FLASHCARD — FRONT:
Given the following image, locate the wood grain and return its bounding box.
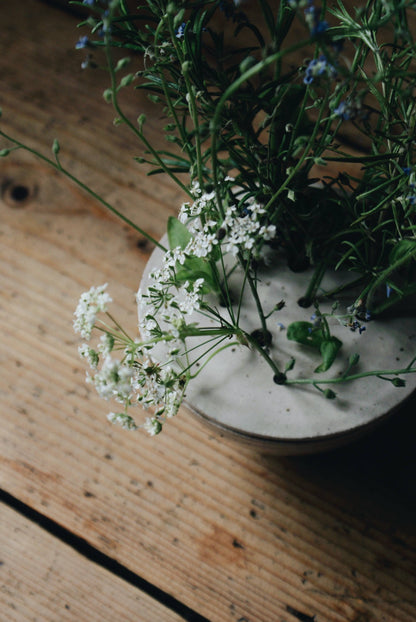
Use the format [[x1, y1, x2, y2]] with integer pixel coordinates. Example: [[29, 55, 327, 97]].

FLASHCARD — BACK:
[[0, 503, 185, 622], [1, 2, 416, 621]]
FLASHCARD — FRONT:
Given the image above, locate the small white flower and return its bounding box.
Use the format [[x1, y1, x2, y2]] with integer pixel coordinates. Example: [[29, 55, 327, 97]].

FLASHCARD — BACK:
[[221, 201, 275, 256], [185, 223, 217, 257], [143, 417, 162, 436], [191, 180, 202, 197], [73, 284, 112, 340], [107, 412, 138, 430], [98, 332, 115, 356], [92, 355, 133, 402], [78, 343, 99, 368], [178, 278, 204, 315]]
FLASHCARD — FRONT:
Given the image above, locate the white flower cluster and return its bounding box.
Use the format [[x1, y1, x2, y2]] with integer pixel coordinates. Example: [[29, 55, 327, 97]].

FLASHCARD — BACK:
[[75, 189, 277, 436], [185, 220, 218, 258], [73, 283, 112, 339], [138, 250, 206, 341], [132, 358, 183, 417], [74, 283, 187, 435], [179, 187, 276, 260], [179, 188, 216, 223], [223, 200, 276, 256], [87, 355, 134, 402]]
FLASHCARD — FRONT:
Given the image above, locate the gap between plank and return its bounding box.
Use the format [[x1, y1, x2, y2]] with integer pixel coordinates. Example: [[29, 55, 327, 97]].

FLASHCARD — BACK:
[[0, 488, 210, 622]]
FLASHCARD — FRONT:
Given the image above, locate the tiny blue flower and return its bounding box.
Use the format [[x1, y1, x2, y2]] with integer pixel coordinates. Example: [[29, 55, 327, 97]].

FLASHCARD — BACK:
[[241, 206, 253, 217], [402, 166, 412, 176], [386, 284, 392, 298], [303, 55, 335, 84], [82, 0, 95, 5], [304, 5, 328, 36], [75, 36, 90, 49], [175, 22, 187, 38], [334, 101, 351, 121], [365, 310, 372, 321], [358, 325, 366, 334], [313, 19, 329, 35]]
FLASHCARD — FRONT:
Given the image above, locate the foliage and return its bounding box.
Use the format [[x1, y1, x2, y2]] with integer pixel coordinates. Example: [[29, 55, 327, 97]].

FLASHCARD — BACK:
[[2, 0, 416, 433]]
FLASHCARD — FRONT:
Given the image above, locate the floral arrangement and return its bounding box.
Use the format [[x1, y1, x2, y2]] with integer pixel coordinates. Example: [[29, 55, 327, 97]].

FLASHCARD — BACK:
[[2, 0, 416, 434]]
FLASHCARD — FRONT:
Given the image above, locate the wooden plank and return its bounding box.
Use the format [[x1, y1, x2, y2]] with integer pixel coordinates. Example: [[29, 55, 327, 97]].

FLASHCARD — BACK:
[[1, 2, 416, 621], [0, 502, 185, 622]]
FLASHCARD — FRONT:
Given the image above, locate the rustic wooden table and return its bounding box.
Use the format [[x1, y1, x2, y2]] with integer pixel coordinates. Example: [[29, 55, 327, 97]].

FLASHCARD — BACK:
[[1, 1, 416, 621]]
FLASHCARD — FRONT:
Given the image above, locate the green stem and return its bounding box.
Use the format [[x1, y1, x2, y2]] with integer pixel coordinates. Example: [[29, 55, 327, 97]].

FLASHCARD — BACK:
[[365, 247, 416, 313], [244, 331, 284, 379], [187, 339, 241, 379], [0, 129, 167, 251], [210, 37, 313, 217], [104, 25, 191, 198], [285, 366, 416, 386]]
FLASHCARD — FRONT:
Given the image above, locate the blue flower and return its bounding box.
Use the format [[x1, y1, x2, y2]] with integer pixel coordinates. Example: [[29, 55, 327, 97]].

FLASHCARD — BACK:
[[241, 206, 253, 217], [303, 55, 336, 84], [386, 284, 392, 298], [402, 166, 412, 176], [313, 19, 329, 35], [334, 101, 351, 121], [304, 5, 329, 36], [75, 36, 90, 49], [349, 320, 365, 334], [175, 22, 187, 38], [82, 0, 95, 5]]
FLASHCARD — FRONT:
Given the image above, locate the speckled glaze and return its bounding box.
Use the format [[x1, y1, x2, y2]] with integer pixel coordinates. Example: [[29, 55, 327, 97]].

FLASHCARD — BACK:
[[140, 240, 416, 454]]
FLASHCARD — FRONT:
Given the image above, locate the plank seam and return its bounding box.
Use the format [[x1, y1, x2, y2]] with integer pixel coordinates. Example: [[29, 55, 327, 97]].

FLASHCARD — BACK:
[[0, 489, 210, 622]]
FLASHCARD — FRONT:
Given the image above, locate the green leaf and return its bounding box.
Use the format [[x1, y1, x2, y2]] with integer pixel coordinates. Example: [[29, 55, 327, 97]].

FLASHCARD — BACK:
[[389, 239, 416, 264], [287, 322, 342, 373], [175, 258, 216, 294], [314, 337, 342, 373], [167, 217, 217, 294], [167, 216, 192, 250], [286, 321, 323, 348], [285, 357, 296, 372]]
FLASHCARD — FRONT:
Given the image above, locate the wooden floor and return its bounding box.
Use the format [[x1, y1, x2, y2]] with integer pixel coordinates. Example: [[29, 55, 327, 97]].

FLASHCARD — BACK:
[[1, 1, 416, 621]]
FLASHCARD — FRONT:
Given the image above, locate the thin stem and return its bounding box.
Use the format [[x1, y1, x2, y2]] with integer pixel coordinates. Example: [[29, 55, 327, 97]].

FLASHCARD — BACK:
[[0, 129, 167, 251], [244, 331, 284, 378], [104, 25, 191, 198], [285, 366, 416, 386]]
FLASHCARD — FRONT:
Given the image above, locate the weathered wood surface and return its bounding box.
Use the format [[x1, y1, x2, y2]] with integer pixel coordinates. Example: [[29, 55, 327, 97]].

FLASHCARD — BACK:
[[1, 503, 185, 622], [1, 1, 416, 621]]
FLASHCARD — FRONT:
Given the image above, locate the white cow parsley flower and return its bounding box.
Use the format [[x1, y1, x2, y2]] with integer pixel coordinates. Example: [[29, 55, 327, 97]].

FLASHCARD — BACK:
[[88, 355, 133, 402], [143, 417, 162, 435], [73, 284, 112, 340], [107, 412, 138, 430]]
